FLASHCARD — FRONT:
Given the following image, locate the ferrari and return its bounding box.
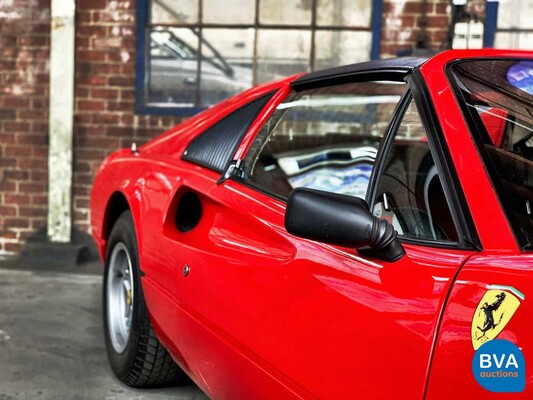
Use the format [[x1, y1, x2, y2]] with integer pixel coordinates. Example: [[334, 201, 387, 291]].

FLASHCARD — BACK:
[[91, 49, 533, 399]]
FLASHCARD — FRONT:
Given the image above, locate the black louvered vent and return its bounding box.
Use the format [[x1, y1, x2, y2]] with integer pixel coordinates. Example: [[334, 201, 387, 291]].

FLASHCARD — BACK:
[[182, 92, 275, 172]]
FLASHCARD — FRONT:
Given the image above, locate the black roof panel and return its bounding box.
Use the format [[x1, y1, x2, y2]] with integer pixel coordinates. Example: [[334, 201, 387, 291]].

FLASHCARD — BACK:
[[291, 57, 427, 91]]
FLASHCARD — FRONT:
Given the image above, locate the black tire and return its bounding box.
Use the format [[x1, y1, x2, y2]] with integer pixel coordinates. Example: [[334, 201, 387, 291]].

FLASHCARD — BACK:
[[103, 210, 183, 387]]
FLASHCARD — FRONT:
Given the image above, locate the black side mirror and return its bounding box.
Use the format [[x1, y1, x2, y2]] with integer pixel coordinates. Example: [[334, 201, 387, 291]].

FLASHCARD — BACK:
[[285, 188, 405, 262]]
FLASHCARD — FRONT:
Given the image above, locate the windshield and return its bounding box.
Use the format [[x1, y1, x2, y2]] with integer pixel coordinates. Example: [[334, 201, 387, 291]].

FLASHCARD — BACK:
[[449, 59, 533, 250]]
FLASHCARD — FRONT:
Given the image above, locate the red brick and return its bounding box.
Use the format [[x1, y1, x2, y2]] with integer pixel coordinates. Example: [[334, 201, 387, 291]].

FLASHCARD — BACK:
[[5, 145, 33, 157], [5, 218, 31, 229], [32, 147, 48, 158], [120, 63, 135, 75], [426, 15, 449, 28], [19, 182, 46, 193], [120, 114, 134, 126], [119, 88, 135, 101], [0, 60, 16, 70], [30, 219, 46, 231], [73, 185, 90, 198], [76, 37, 91, 49], [76, 87, 90, 98], [436, 3, 450, 14], [78, 74, 107, 86], [74, 210, 89, 221], [5, 194, 30, 206], [4, 242, 22, 253], [77, 25, 107, 37], [90, 88, 119, 99], [107, 76, 133, 87], [0, 108, 17, 120], [403, 2, 423, 13], [0, 36, 17, 47], [93, 113, 120, 124], [0, 134, 17, 144], [28, 170, 47, 182], [75, 198, 90, 209], [0, 232, 17, 240], [4, 169, 29, 181], [107, 100, 133, 112], [19, 207, 46, 218], [78, 49, 108, 62], [77, 99, 106, 111], [18, 36, 48, 47], [74, 161, 92, 173], [77, 10, 93, 24], [81, 0, 109, 10], [75, 113, 93, 124], [106, 126, 132, 137], [0, 206, 17, 217], [31, 98, 48, 109], [16, 133, 48, 145], [19, 159, 46, 169], [18, 109, 47, 120], [91, 63, 121, 75], [29, 123, 48, 135], [0, 181, 17, 192], [31, 195, 48, 205]]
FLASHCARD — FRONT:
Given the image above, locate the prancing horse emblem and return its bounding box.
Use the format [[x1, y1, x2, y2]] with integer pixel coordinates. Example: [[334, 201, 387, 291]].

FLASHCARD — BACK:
[[476, 292, 506, 339], [471, 287, 523, 350]]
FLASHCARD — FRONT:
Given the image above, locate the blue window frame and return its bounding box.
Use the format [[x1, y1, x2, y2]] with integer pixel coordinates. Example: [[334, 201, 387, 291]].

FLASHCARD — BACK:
[[484, 0, 533, 49], [136, 0, 383, 116]]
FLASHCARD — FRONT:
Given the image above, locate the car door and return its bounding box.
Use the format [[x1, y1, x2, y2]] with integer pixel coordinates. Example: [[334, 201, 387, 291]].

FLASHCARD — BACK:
[[223, 77, 478, 399]]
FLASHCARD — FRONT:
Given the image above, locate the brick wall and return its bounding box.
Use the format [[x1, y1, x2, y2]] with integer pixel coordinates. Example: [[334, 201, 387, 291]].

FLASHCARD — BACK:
[[73, 0, 183, 235], [0, 0, 50, 255], [381, 0, 451, 58]]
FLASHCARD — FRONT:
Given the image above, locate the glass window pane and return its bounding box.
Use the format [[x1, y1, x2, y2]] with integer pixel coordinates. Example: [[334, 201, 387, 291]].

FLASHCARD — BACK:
[[200, 29, 254, 105], [316, 0, 371, 27], [449, 60, 533, 249], [202, 0, 255, 24], [151, 0, 198, 24], [243, 82, 407, 199], [495, 32, 533, 50], [497, 0, 533, 29], [259, 0, 311, 25], [256, 29, 311, 83], [314, 31, 371, 70], [147, 27, 199, 106], [373, 100, 459, 242]]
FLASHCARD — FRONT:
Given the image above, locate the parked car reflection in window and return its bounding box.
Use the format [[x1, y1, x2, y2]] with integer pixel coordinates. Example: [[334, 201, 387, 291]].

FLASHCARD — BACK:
[[148, 27, 253, 107]]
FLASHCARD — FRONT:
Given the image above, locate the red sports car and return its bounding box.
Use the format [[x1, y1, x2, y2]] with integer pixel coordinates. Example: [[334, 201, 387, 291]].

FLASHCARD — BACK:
[[91, 49, 533, 399]]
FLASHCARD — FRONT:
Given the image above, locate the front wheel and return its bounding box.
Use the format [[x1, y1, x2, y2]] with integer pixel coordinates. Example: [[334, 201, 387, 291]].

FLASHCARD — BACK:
[[103, 210, 183, 387]]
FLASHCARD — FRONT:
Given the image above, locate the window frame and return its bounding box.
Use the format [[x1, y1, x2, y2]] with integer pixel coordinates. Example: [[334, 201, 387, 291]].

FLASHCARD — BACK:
[[135, 0, 385, 116], [230, 70, 480, 250], [485, 1, 533, 49], [369, 93, 461, 246], [445, 58, 533, 251]]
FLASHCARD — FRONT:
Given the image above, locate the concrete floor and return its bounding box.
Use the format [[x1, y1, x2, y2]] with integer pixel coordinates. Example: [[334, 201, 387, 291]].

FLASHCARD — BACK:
[[0, 264, 209, 400]]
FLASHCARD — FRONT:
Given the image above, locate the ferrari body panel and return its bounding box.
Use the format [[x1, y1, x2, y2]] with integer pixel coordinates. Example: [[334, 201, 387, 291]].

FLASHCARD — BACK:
[[91, 49, 533, 399]]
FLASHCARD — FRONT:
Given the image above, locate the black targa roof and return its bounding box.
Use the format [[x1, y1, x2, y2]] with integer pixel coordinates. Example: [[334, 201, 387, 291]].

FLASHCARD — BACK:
[[291, 57, 427, 91]]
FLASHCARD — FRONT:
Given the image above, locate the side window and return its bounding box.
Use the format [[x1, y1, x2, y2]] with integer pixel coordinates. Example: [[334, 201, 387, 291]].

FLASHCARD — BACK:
[[242, 81, 408, 200], [372, 100, 459, 242]]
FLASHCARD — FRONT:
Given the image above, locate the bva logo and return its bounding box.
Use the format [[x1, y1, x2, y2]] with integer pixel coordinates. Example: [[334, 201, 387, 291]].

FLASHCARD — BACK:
[[472, 339, 525, 392]]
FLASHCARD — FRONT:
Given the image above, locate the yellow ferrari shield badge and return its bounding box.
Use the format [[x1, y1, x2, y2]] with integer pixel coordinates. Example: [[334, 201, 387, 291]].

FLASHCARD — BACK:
[[471, 286, 524, 350]]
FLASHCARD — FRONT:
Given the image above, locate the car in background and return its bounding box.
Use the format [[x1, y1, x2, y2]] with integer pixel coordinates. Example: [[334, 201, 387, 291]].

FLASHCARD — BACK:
[[149, 27, 253, 105], [91, 49, 533, 399]]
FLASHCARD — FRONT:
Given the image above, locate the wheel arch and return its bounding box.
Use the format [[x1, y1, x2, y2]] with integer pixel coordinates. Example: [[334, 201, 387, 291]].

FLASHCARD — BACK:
[[102, 191, 132, 254]]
